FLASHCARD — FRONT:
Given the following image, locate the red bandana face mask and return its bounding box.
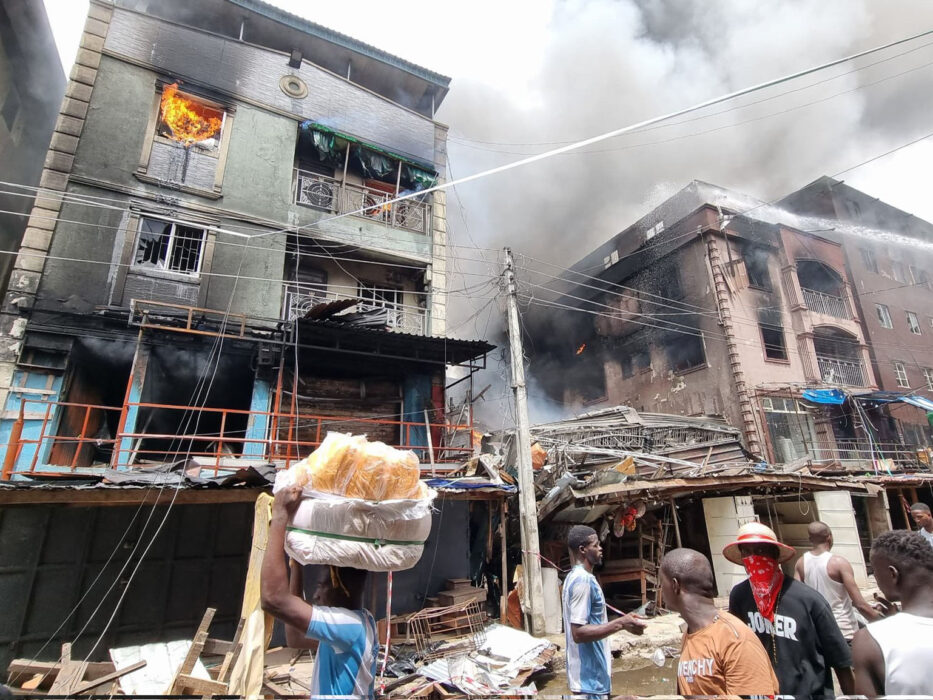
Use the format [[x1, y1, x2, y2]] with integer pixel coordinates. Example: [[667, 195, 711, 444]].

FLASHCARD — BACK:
[[743, 555, 784, 622]]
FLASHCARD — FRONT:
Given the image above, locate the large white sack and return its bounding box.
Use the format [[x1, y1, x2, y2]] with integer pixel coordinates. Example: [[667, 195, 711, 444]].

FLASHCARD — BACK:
[[274, 469, 435, 572]]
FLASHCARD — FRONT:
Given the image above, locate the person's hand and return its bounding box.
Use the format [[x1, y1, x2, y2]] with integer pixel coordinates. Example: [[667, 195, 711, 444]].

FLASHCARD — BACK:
[[272, 484, 302, 521], [614, 613, 647, 635], [873, 592, 898, 617]]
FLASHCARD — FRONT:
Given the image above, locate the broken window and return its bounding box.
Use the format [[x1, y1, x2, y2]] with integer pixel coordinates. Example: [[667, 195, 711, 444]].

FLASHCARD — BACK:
[[760, 323, 788, 361], [876, 304, 893, 329], [743, 244, 771, 290], [907, 311, 922, 335], [134, 216, 206, 275], [157, 83, 224, 150], [667, 331, 706, 373], [860, 247, 878, 273]]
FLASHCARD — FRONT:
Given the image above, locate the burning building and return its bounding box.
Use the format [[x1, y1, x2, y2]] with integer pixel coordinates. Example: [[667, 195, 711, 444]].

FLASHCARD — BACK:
[[524, 179, 933, 599], [0, 0, 494, 674]]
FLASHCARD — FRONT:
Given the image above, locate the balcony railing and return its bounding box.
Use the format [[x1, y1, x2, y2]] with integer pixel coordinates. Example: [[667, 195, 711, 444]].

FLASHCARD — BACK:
[[2, 398, 472, 479], [816, 355, 865, 386], [295, 170, 431, 234], [283, 284, 427, 335], [809, 439, 929, 468], [801, 288, 849, 319]]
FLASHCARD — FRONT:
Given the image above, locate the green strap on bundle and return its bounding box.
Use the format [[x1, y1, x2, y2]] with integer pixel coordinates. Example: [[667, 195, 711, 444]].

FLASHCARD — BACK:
[[286, 526, 425, 548]]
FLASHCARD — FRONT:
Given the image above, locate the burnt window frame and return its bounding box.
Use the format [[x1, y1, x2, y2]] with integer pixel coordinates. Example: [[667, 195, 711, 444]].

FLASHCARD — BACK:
[[136, 81, 236, 198], [131, 215, 208, 277], [860, 247, 879, 274], [742, 243, 772, 291], [759, 323, 789, 362]]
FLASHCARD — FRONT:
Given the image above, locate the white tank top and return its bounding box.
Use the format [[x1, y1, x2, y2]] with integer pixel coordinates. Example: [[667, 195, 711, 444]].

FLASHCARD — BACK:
[[803, 550, 858, 639], [866, 613, 933, 695]]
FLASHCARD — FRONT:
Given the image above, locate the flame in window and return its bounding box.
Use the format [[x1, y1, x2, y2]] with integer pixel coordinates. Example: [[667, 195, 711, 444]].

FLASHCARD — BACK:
[[576, 343, 586, 355], [159, 83, 222, 146]]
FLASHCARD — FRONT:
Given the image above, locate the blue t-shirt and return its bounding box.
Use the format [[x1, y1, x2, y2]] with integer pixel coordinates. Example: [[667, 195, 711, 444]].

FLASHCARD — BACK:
[[306, 606, 378, 698], [562, 565, 611, 695]]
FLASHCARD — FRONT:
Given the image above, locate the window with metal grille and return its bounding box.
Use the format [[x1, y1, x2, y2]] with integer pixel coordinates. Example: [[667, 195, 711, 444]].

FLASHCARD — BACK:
[[894, 362, 910, 388], [907, 311, 922, 335], [924, 368, 933, 391], [134, 216, 206, 275], [876, 304, 893, 329]]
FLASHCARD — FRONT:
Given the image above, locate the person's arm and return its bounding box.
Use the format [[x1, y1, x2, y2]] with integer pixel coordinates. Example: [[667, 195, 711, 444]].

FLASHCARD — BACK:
[[810, 593, 855, 695], [831, 556, 881, 622], [261, 486, 313, 636], [852, 627, 886, 697], [794, 556, 805, 582], [283, 560, 319, 650], [570, 613, 646, 644]]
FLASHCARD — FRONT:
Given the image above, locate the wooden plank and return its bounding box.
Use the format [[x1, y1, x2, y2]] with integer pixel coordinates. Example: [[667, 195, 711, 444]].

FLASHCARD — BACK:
[[49, 644, 88, 695], [71, 660, 146, 695], [174, 673, 228, 696], [7, 660, 114, 681], [168, 608, 216, 695]]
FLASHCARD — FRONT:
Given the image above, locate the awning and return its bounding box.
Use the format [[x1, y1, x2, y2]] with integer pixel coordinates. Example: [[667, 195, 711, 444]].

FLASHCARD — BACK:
[[802, 388, 847, 405], [902, 396, 933, 412]]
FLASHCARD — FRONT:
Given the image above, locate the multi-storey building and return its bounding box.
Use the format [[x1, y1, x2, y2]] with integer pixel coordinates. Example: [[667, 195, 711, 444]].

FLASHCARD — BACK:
[[0, 0, 66, 294], [781, 177, 933, 449], [538, 179, 933, 592], [0, 0, 492, 669]]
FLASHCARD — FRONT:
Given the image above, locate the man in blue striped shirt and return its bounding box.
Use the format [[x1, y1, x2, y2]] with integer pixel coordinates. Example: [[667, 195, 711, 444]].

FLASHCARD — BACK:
[[262, 485, 378, 698], [562, 525, 646, 699]]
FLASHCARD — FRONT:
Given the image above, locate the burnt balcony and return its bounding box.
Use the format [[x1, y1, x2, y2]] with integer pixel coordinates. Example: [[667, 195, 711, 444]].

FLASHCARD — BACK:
[[816, 356, 865, 386], [295, 170, 431, 235], [283, 284, 427, 336], [801, 288, 849, 320]]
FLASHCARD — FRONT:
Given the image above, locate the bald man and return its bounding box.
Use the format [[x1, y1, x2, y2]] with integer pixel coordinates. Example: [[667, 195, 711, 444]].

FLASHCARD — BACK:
[[660, 548, 778, 697], [794, 521, 881, 642]]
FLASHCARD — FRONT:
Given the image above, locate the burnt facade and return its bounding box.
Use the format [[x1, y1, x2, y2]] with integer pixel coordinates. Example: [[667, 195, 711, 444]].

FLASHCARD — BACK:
[[0, 0, 491, 668], [546, 180, 933, 471]]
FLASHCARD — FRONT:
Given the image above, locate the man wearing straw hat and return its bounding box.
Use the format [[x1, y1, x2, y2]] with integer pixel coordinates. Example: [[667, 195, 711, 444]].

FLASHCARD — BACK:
[[725, 521, 854, 699]]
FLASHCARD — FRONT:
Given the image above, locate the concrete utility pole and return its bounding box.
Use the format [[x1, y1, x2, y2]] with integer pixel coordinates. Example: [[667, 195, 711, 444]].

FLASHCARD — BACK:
[[503, 247, 546, 637]]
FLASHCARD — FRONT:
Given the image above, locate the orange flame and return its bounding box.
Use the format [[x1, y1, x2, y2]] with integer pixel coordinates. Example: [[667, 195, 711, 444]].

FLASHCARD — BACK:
[[576, 343, 586, 355], [159, 83, 222, 146]]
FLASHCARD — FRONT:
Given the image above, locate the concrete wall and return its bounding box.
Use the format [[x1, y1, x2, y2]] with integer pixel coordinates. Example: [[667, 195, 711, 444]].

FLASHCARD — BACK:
[[0, 0, 66, 295], [703, 495, 757, 597]]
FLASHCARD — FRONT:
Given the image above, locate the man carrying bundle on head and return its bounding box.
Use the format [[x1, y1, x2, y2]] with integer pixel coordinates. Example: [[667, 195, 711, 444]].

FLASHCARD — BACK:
[[562, 525, 646, 699], [262, 485, 378, 699]]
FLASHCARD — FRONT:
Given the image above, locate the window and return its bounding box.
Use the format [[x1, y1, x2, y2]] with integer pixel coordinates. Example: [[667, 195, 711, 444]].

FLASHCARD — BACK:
[[133, 217, 206, 275], [660, 266, 683, 300], [891, 261, 906, 283], [743, 244, 772, 290], [860, 247, 878, 273], [907, 311, 922, 335], [645, 221, 664, 240], [910, 266, 931, 290], [358, 282, 403, 326], [761, 397, 819, 464], [157, 84, 224, 150], [876, 303, 893, 329], [894, 362, 910, 388], [760, 324, 788, 361], [602, 250, 619, 269], [924, 368, 933, 391]]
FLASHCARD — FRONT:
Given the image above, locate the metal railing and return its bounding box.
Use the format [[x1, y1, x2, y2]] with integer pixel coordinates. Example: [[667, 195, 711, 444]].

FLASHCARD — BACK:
[[808, 439, 929, 468], [295, 170, 431, 234], [801, 288, 849, 319], [816, 355, 866, 386], [283, 284, 427, 334], [3, 398, 472, 478]]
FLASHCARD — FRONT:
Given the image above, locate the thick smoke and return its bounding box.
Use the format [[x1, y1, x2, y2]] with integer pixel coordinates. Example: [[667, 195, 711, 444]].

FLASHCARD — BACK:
[[436, 0, 933, 422]]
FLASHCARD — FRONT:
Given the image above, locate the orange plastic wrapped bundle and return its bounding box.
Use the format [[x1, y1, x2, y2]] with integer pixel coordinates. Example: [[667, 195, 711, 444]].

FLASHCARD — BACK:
[[292, 432, 427, 501]]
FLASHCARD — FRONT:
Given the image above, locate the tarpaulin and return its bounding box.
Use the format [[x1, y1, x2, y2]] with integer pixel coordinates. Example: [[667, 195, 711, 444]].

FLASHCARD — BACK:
[[801, 388, 847, 405], [901, 395, 933, 412]]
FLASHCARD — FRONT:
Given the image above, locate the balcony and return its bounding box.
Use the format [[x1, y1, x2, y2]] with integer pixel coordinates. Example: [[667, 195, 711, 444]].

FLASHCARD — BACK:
[[295, 170, 431, 235], [801, 288, 849, 320], [283, 284, 427, 335], [816, 356, 865, 386], [810, 438, 929, 469]]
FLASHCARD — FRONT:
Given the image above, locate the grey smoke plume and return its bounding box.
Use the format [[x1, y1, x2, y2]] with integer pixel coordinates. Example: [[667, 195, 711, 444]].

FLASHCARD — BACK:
[[436, 0, 933, 421]]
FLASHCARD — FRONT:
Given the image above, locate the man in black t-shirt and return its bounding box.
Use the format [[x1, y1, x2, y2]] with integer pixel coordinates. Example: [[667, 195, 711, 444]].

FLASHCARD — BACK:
[[725, 522, 853, 699]]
